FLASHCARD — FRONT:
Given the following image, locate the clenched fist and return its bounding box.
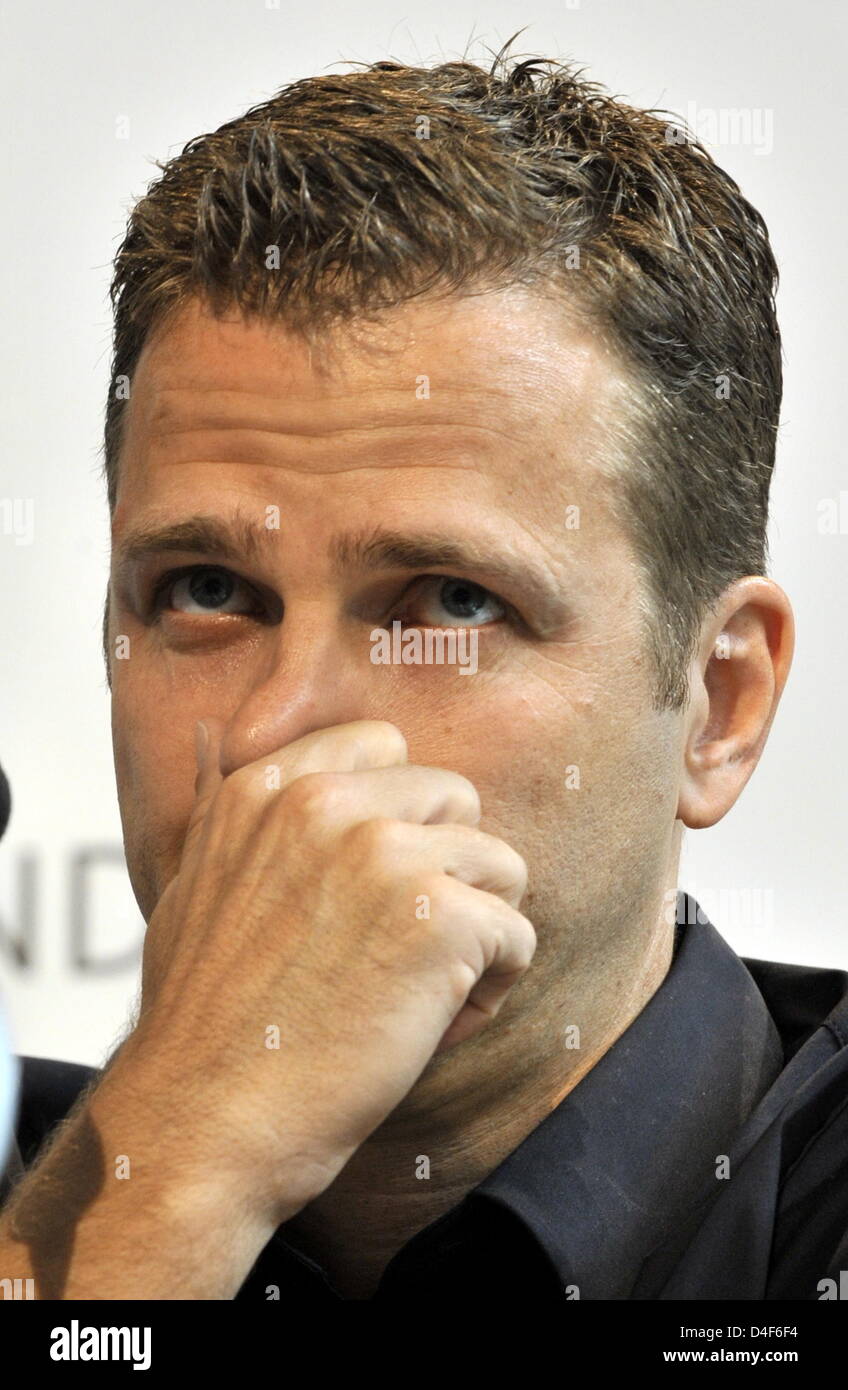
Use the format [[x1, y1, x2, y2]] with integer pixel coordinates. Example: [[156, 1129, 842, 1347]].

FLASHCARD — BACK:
[[122, 719, 536, 1229]]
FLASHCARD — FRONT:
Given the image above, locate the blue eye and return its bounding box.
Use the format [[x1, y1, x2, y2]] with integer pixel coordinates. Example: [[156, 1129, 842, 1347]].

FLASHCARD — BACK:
[[146, 566, 508, 630], [151, 566, 261, 616], [406, 577, 506, 628]]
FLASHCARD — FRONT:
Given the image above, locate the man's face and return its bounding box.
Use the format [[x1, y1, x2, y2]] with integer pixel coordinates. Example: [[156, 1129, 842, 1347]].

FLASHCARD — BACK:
[[108, 288, 682, 1049]]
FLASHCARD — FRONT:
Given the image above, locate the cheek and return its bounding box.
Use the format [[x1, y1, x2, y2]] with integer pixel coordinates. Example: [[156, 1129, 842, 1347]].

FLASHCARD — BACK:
[[395, 669, 668, 872], [399, 678, 581, 834], [112, 685, 198, 907]]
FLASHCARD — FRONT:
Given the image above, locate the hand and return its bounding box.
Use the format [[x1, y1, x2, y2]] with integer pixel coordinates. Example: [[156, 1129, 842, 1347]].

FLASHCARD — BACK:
[[123, 719, 535, 1227]]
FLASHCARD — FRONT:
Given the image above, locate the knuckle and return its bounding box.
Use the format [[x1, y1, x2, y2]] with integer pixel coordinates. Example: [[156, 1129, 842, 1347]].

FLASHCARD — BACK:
[[513, 911, 538, 961], [447, 956, 479, 1004], [517, 909, 537, 941], [367, 721, 408, 763], [501, 908, 537, 969], [484, 835, 527, 893], [417, 873, 462, 927], [280, 769, 345, 820], [417, 872, 449, 913], [446, 771, 482, 821], [343, 815, 407, 865], [506, 847, 529, 894], [220, 761, 274, 808], [462, 828, 527, 894]]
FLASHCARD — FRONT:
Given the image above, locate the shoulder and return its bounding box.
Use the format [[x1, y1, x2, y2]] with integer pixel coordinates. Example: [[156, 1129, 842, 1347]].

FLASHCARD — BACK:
[[742, 954, 848, 1060]]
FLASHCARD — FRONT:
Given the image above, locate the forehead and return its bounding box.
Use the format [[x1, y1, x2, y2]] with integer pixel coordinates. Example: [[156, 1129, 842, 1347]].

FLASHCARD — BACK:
[[120, 289, 625, 504], [110, 291, 645, 646], [111, 295, 641, 643], [134, 286, 611, 401]]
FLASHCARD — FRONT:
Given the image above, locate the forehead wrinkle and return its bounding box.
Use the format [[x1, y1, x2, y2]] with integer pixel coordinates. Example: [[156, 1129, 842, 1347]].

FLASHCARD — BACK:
[[141, 417, 533, 455], [136, 359, 558, 447]]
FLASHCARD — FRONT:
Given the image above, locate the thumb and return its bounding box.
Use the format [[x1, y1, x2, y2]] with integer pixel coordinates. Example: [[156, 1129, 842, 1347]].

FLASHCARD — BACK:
[[186, 716, 226, 846]]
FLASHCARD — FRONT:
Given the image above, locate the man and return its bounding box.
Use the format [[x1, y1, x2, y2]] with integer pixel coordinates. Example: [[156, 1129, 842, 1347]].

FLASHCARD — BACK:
[[1, 50, 846, 1302]]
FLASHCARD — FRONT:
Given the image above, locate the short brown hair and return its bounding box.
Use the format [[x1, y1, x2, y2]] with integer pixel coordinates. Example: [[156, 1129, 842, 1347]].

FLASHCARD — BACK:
[[102, 42, 782, 708]]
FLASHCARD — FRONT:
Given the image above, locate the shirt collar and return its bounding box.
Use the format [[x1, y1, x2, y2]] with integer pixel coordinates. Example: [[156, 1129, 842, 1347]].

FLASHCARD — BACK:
[[468, 893, 785, 1299]]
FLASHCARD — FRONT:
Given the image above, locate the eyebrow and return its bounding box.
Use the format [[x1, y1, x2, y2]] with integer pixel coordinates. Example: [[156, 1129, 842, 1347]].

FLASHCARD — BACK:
[[113, 514, 570, 629], [332, 529, 568, 624], [113, 515, 268, 580]]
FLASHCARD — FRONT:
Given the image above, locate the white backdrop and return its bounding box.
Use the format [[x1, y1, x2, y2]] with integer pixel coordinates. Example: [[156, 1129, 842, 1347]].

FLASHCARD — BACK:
[[1, 0, 845, 1069]]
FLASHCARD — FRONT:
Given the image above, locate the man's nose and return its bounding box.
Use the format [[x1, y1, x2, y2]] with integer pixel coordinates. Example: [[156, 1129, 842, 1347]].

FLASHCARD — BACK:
[[215, 608, 397, 776]]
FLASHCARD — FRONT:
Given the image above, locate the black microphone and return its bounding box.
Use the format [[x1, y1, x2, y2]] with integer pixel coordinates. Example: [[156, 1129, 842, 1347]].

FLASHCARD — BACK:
[[0, 762, 10, 842]]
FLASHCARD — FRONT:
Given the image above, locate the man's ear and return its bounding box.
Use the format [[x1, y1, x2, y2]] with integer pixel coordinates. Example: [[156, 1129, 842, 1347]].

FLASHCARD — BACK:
[[102, 585, 112, 692], [677, 576, 794, 830]]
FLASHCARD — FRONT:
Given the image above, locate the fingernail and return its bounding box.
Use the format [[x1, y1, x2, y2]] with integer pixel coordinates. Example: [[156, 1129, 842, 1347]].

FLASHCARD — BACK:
[[194, 720, 208, 770]]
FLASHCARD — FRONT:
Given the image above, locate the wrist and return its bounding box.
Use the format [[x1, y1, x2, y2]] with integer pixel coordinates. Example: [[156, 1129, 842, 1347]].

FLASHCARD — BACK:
[[91, 1037, 336, 1239]]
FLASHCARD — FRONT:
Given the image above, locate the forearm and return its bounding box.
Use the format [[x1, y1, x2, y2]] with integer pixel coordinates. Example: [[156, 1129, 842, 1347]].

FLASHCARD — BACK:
[[0, 1064, 278, 1300]]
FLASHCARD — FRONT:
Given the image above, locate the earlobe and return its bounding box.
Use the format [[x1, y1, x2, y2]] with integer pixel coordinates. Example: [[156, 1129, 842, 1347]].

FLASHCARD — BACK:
[[675, 578, 794, 831], [676, 655, 724, 830]]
